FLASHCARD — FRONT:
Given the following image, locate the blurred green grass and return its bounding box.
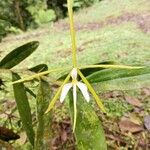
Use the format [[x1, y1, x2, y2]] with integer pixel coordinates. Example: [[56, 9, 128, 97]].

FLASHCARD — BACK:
[[0, 0, 149, 71]]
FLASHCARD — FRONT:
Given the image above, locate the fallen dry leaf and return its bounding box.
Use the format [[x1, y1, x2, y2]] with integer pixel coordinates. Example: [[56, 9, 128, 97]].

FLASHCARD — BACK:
[[144, 115, 150, 131], [119, 118, 144, 133], [0, 126, 20, 141], [125, 96, 142, 107]]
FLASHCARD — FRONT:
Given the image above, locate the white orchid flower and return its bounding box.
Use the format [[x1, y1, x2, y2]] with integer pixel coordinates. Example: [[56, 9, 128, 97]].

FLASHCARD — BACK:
[[60, 68, 90, 131]]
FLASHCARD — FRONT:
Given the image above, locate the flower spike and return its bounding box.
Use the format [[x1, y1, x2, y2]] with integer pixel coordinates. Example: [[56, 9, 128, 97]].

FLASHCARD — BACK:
[[12, 67, 70, 84]]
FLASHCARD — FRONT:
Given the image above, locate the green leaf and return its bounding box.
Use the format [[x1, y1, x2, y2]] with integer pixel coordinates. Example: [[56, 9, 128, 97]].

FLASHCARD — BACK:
[[35, 80, 52, 149], [12, 72, 35, 146], [29, 64, 48, 73], [0, 41, 39, 69], [25, 87, 36, 98], [94, 73, 150, 91], [69, 91, 107, 150], [87, 66, 150, 91], [87, 66, 150, 83]]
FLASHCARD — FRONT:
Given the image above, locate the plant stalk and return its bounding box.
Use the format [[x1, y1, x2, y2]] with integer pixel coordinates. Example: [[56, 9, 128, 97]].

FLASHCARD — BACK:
[[67, 0, 77, 68]]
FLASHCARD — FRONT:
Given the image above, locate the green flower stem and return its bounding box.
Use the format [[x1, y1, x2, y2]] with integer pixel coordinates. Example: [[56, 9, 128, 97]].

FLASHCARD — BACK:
[[77, 69, 106, 113], [45, 73, 71, 113], [80, 65, 143, 69], [12, 67, 71, 84], [67, 0, 77, 68]]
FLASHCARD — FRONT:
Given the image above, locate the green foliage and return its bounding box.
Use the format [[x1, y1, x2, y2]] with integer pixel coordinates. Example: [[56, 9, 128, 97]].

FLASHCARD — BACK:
[[86, 66, 150, 91], [0, 41, 53, 148], [0, 0, 149, 149], [0, 0, 56, 36], [87, 67, 150, 83], [12, 72, 35, 146], [0, 41, 39, 147], [0, 0, 31, 31], [26, 0, 56, 25], [0, 19, 10, 41], [0, 41, 39, 69], [69, 91, 107, 150], [0, 40, 149, 149], [35, 80, 52, 149], [0, 0, 100, 38], [35, 10, 56, 24], [73, 0, 99, 8]]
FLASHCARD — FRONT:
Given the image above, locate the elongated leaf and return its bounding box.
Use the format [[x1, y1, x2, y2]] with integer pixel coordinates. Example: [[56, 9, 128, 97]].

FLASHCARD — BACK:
[[69, 91, 107, 150], [0, 41, 39, 69], [94, 73, 150, 91], [86, 66, 150, 91], [87, 67, 150, 83], [35, 80, 52, 149], [29, 64, 48, 73], [12, 72, 35, 146]]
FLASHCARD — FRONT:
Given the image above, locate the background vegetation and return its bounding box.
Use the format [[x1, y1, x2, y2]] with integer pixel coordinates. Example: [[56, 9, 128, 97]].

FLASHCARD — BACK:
[[0, 0, 150, 149], [0, 0, 100, 40]]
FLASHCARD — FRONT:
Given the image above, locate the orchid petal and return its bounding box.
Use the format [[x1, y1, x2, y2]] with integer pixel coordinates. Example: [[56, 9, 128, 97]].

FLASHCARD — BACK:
[[60, 83, 72, 103], [77, 82, 90, 102], [73, 84, 77, 132]]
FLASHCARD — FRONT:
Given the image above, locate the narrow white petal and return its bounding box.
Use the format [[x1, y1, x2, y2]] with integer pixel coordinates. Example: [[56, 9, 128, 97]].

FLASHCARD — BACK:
[[73, 85, 77, 132], [60, 83, 72, 103], [77, 82, 90, 102]]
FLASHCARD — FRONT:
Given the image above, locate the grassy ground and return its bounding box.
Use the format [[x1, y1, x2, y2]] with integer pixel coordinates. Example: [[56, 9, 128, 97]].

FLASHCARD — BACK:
[[0, 0, 150, 149]]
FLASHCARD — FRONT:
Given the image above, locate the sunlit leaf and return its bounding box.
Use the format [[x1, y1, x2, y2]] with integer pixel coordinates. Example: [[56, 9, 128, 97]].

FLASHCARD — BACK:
[[94, 73, 150, 91], [0, 41, 39, 69], [35, 80, 52, 149], [69, 91, 107, 150], [12, 72, 35, 146], [86, 66, 150, 91], [87, 67, 150, 83]]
